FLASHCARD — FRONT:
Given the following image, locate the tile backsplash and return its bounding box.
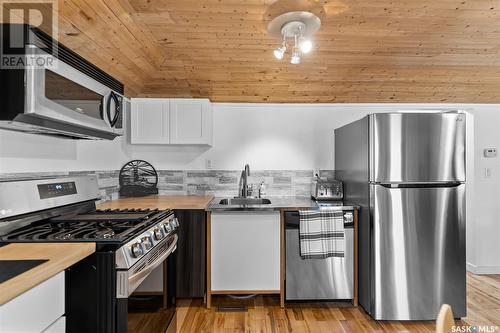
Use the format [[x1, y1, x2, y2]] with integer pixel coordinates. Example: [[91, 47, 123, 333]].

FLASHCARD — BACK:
[[0, 170, 335, 202], [158, 169, 335, 197]]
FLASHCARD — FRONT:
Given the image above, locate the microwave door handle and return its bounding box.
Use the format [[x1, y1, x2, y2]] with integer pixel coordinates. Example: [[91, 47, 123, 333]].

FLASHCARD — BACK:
[[106, 91, 120, 127], [112, 96, 122, 127], [99, 95, 106, 121]]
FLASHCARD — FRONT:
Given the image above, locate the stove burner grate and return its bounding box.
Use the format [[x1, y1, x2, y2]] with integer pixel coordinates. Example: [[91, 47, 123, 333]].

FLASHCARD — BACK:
[[1, 208, 172, 243], [94, 229, 115, 239]]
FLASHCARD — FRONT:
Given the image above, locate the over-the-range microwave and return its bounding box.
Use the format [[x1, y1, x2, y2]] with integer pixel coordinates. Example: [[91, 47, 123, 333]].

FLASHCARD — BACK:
[[0, 24, 125, 140]]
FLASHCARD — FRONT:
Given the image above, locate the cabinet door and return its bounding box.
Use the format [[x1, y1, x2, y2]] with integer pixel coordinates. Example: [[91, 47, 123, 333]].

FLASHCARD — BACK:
[[211, 212, 280, 291], [131, 98, 170, 144], [169, 99, 212, 145], [0, 271, 64, 333], [174, 210, 206, 298]]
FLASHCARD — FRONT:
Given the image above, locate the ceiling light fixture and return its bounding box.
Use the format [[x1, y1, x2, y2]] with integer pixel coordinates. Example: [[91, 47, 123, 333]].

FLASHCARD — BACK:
[[267, 11, 321, 65]]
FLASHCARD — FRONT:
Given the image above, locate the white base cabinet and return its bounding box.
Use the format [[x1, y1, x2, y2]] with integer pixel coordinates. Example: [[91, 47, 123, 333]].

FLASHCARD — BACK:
[[131, 98, 212, 145], [0, 271, 65, 333], [210, 211, 280, 292]]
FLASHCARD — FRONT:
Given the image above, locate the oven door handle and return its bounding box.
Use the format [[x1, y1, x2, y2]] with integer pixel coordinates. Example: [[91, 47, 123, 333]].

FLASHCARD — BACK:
[[128, 234, 178, 288]]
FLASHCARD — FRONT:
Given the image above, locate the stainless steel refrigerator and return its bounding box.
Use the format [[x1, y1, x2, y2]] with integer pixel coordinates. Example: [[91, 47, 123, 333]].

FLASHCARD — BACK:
[[335, 112, 466, 320]]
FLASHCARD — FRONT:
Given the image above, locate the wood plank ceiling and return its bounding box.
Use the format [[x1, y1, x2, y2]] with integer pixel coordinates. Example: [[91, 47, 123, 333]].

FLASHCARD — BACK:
[[13, 0, 500, 102]]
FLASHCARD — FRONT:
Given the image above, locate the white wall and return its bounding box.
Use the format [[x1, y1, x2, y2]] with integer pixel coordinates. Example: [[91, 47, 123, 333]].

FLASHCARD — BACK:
[[0, 103, 499, 273], [0, 103, 490, 172], [466, 107, 500, 274], [1, 104, 358, 172]]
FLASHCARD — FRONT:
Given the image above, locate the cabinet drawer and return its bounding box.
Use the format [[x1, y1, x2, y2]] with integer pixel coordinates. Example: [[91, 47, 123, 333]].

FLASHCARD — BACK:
[[0, 271, 65, 333]]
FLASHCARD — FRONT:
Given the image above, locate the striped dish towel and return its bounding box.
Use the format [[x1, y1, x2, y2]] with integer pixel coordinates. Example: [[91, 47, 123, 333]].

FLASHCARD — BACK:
[[298, 210, 345, 259]]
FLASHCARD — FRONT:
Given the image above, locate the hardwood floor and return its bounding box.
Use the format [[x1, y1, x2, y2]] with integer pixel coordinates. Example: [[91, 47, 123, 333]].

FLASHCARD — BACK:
[[129, 311, 174, 333], [464, 274, 500, 327], [174, 273, 500, 333]]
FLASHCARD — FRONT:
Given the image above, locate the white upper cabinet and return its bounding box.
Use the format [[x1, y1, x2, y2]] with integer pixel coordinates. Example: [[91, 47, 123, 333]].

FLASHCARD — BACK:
[[131, 98, 170, 144], [170, 99, 212, 145], [130, 98, 212, 145]]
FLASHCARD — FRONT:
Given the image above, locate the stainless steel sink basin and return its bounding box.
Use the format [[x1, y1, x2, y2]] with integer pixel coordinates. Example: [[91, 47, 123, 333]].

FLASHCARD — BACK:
[[219, 198, 272, 205]]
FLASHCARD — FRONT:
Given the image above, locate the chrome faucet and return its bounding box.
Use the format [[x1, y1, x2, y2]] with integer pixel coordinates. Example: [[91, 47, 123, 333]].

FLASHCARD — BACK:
[[239, 164, 251, 198]]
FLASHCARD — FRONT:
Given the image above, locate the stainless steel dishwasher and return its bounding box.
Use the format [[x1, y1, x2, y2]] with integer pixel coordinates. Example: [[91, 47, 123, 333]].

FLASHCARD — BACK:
[[285, 209, 354, 300]]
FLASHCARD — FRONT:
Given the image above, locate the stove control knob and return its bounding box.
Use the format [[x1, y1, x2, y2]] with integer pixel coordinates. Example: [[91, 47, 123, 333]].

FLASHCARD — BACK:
[[141, 236, 153, 250], [172, 218, 179, 228], [163, 223, 172, 233], [131, 242, 144, 258], [153, 228, 164, 240]]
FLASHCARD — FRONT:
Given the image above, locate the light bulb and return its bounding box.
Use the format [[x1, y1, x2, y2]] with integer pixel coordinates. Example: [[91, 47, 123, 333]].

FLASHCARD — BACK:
[[290, 55, 301, 64], [274, 38, 286, 60], [290, 47, 301, 64], [300, 38, 313, 53], [273, 47, 285, 60]]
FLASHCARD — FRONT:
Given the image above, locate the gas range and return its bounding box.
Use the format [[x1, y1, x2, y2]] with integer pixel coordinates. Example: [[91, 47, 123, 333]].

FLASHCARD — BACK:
[[2, 208, 172, 242], [1, 208, 179, 270], [0, 176, 178, 332]]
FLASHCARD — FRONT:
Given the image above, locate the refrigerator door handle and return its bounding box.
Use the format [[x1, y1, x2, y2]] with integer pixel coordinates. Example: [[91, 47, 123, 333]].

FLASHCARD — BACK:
[[375, 182, 463, 188]]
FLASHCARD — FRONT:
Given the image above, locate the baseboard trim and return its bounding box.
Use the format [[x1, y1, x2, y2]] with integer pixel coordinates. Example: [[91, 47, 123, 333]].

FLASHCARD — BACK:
[[467, 262, 500, 274]]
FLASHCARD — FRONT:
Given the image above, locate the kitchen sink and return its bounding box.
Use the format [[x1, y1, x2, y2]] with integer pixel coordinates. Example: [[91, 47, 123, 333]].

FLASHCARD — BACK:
[[219, 198, 272, 205]]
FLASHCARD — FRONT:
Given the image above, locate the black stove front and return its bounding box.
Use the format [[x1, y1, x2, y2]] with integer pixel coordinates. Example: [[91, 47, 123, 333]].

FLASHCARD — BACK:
[[64, 248, 176, 333]]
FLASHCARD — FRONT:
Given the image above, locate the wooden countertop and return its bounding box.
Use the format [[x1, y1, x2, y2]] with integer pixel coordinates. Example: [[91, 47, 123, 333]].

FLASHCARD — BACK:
[[97, 195, 214, 210], [0, 243, 95, 305]]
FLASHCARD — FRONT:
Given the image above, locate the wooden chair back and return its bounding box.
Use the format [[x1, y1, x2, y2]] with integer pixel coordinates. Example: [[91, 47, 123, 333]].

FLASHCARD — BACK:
[[436, 304, 455, 333]]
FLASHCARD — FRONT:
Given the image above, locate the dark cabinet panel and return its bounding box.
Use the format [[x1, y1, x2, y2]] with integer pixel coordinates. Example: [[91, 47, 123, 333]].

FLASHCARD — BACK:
[[174, 210, 206, 298]]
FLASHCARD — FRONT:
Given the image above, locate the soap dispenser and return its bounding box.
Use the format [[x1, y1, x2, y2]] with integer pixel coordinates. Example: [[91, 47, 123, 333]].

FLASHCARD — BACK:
[[258, 181, 266, 198]]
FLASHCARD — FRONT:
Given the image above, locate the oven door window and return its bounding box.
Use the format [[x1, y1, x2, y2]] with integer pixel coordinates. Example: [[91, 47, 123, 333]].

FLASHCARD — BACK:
[[44, 69, 104, 121]]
